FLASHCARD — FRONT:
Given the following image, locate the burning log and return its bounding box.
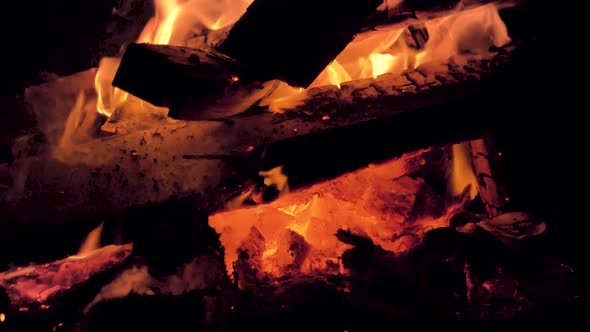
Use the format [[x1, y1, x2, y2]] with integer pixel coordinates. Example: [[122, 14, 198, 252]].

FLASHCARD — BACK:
[[4, 46, 517, 230], [216, 0, 383, 88], [112, 0, 519, 112]]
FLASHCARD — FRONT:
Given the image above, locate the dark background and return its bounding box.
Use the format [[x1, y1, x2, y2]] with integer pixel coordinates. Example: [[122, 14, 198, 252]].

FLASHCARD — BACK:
[[0, 0, 586, 273], [3, 1, 117, 95], [1, 0, 152, 151]]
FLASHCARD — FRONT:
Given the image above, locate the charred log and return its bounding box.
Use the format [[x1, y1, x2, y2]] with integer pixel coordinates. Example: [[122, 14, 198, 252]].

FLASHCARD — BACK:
[[217, 0, 383, 88], [2, 45, 518, 237]]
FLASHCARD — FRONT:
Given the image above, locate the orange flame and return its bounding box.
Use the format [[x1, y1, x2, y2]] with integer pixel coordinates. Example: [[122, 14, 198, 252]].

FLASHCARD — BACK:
[[311, 3, 510, 87], [449, 143, 478, 200]]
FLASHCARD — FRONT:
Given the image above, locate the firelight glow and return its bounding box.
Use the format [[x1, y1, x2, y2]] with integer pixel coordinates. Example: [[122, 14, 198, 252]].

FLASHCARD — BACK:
[[209, 150, 467, 279], [311, 3, 510, 87], [94, 1, 509, 115]]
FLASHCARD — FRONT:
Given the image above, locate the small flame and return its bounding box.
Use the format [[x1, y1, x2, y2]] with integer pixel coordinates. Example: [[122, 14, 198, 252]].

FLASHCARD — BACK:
[[77, 222, 104, 257], [95, 58, 128, 117], [0, 313, 5, 323], [449, 143, 478, 199], [259, 81, 308, 113], [259, 165, 289, 195]]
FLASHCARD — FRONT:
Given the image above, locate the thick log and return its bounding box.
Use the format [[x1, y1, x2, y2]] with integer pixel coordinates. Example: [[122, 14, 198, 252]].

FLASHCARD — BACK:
[[217, 0, 383, 88], [0, 45, 518, 268]]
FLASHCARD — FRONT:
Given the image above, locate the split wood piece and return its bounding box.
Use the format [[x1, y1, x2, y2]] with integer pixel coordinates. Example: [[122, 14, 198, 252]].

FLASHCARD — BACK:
[[3, 46, 516, 242], [112, 43, 245, 108], [217, 0, 383, 88], [468, 137, 509, 217]]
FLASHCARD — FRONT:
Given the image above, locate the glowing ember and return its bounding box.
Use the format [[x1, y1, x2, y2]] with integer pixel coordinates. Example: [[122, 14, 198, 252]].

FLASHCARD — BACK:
[[0, 245, 132, 306], [210, 150, 468, 280], [311, 3, 510, 87]]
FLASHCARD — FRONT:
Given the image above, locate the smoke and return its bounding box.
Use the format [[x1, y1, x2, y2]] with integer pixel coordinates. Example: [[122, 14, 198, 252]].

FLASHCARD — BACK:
[[84, 255, 226, 313]]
